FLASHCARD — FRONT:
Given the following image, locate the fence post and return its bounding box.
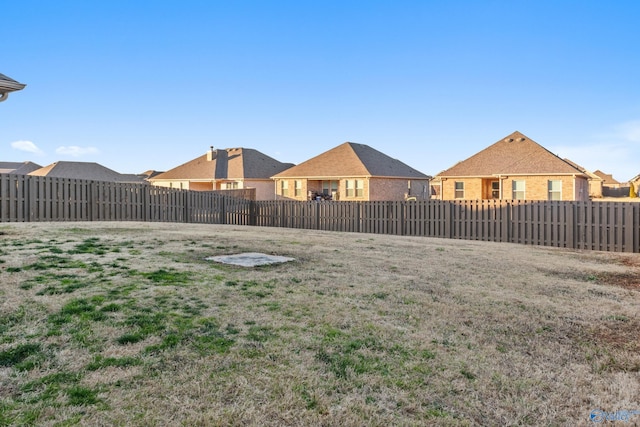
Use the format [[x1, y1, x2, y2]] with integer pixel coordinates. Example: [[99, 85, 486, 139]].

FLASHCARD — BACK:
[[249, 199, 257, 226], [220, 196, 227, 225], [28, 175, 36, 222], [443, 201, 449, 239], [566, 201, 575, 249], [502, 201, 509, 243], [185, 190, 191, 223]]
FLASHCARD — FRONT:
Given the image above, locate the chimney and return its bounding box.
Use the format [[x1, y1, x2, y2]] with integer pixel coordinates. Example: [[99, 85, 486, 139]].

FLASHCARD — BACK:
[[207, 146, 217, 161]]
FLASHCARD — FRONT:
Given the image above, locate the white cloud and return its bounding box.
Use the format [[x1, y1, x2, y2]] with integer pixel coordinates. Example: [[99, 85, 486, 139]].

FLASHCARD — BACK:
[[11, 140, 45, 156], [55, 146, 100, 157]]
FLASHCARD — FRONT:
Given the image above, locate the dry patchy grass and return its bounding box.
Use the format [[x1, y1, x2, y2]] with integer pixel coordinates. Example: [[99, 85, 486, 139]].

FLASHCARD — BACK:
[[0, 222, 639, 426]]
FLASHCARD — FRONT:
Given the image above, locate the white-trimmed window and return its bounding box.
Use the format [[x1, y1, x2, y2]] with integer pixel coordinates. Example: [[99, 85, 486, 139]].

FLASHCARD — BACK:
[[294, 180, 302, 197], [512, 180, 525, 200], [345, 180, 354, 198], [223, 181, 239, 189], [355, 180, 364, 197], [281, 180, 289, 197], [548, 180, 562, 200], [454, 181, 464, 199]]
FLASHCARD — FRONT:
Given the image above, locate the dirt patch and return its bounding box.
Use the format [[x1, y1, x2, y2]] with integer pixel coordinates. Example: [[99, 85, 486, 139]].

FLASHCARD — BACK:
[[591, 319, 640, 352], [595, 255, 640, 291], [596, 271, 640, 291]]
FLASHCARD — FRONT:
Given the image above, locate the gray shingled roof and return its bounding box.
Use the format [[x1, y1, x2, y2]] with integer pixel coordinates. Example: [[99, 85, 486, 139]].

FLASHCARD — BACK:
[[151, 148, 294, 181], [0, 161, 42, 175], [272, 142, 430, 179], [0, 73, 26, 92], [28, 161, 145, 183], [437, 131, 587, 178]]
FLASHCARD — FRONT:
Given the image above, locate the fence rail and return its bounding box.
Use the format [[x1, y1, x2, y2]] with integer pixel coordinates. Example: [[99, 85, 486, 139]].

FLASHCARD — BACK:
[[1, 174, 638, 252]]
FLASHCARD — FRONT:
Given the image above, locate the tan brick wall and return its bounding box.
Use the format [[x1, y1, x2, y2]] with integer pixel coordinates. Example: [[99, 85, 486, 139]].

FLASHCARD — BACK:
[[244, 180, 276, 200], [441, 176, 589, 201], [368, 178, 430, 201], [441, 178, 483, 200], [150, 180, 192, 190]]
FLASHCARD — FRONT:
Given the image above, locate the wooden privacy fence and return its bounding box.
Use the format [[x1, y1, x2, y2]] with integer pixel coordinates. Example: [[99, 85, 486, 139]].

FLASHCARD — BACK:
[[1, 174, 639, 252]]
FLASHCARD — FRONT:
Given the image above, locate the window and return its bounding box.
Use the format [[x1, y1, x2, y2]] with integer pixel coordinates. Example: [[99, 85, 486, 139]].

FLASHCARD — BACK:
[[345, 180, 354, 198], [224, 181, 239, 189], [355, 180, 364, 197], [512, 180, 525, 200], [491, 181, 500, 199], [281, 180, 289, 197], [294, 180, 302, 197], [548, 180, 562, 200], [454, 181, 464, 199], [322, 180, 338, 196]]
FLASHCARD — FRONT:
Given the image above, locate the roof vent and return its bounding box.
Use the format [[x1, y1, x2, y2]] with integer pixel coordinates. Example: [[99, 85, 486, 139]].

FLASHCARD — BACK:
[[504, 138, 514, 142], [519, 137, 525, 142]]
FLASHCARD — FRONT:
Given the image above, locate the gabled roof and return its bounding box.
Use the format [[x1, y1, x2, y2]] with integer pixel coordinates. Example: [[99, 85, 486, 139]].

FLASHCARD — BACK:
[[0, 161, 42, 175], [28, 161, 145, 183], [563, 159, 602, 180], [150, 148, 294, 181], [272, 142, 430, 179], [436, 131, 587, 178], [593, 170, 621, 185]]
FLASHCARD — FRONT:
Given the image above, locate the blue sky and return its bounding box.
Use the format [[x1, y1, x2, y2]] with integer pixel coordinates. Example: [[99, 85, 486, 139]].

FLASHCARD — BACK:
[[3, 1, 640, 181]]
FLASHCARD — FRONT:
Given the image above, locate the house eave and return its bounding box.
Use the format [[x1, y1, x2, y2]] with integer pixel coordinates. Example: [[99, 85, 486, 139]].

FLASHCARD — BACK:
[[436, 172, 588, 179]]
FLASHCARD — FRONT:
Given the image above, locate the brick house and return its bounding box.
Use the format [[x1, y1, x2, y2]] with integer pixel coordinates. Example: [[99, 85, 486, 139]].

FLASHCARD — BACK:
[[564, 160, 604, 198], [593, 170, 630, 197], [148, 147, 294, 200], [432, 131, 589, 201], [271, 142, 431, 201]]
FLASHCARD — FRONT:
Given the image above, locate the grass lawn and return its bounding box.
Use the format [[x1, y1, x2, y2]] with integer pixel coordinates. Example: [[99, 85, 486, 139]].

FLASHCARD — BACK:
[[1, 222, 639, 426]]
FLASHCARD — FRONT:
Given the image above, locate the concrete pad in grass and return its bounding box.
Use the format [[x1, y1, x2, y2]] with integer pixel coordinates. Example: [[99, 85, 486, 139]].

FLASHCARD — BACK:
[[205, 253, 295, 267]]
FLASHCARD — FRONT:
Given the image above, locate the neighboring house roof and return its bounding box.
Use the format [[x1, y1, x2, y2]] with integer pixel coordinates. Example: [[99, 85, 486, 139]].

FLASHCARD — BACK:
[[140, 170, 165, 179], [272, 142, 430, 179], [563, 159, 602, 180], [436, 131, 587, 178], [151, 148, 294, 181], [593, 170, 621, 185], [28, 161, 145, 183], [0, 161, 42, 175]]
